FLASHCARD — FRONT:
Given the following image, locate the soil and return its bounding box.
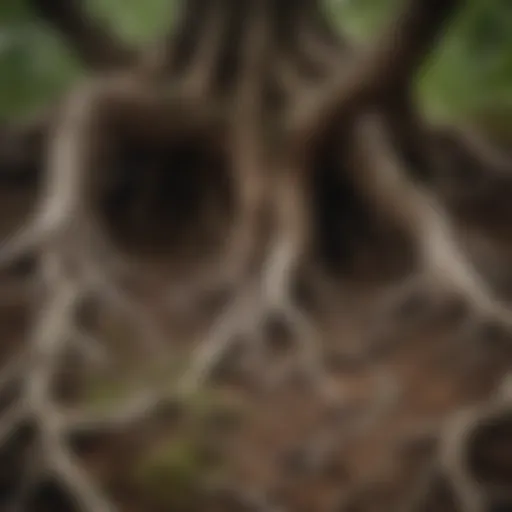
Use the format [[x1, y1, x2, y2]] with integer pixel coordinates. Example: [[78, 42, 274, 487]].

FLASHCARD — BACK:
[[1, 175, 512, 512]]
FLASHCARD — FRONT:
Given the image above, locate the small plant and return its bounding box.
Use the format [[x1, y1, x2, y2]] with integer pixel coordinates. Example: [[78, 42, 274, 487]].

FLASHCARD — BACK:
[[131, 435, 225, 510]]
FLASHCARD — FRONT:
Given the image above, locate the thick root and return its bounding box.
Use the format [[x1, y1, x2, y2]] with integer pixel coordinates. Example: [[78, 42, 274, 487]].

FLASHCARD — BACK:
[[0, 248, 117, 512], [179, 236, 334, 402], [439, 382, 512, 512], [355, 115, 512, 343]]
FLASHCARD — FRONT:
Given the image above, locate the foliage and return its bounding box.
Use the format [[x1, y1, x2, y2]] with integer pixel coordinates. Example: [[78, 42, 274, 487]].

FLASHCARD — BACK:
[[0, 0, 79, 117], [329, 0, 512, 123], [0, 0, 511, 126], [0, 0, 177, 118]]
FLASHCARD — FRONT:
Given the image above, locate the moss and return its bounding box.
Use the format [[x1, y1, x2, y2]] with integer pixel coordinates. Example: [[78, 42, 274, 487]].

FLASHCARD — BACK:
[[83, 357, 186, 409], [84, 378, 136, 408], [185, 388, 248, 430], [132, 437, 224, 509], [128, 389, 242, 508], [185, 388, 224, 416]]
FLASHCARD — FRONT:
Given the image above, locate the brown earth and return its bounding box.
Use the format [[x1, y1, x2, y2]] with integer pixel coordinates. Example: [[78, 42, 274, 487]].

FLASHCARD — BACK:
[[1, 175, 512, 512]]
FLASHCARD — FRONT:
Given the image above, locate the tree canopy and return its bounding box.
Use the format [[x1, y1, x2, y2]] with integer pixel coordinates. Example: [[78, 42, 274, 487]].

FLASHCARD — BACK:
[[1, 0, 511, 130]]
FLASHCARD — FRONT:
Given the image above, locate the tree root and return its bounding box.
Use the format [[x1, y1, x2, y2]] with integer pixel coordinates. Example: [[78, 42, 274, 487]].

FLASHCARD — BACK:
[[439, 378, 512, 512], [354, 115, 512, 346], [2, 1, 511, 510], [0, 159, 335, 512], [0, 248, 118, 512], [179, 275, 331, 401], [0, 221, 181, 512], [0, 80, 182, 508]]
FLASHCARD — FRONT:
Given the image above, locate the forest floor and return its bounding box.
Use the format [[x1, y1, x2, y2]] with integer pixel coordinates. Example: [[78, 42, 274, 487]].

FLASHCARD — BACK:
[[1, 177, 512, 512]]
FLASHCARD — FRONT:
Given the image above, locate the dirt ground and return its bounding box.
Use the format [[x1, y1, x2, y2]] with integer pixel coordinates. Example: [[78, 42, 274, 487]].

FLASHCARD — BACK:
[[1, 175, 512, 512]]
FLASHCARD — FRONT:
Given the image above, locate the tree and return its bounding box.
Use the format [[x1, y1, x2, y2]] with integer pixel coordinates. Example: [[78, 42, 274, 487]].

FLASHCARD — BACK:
[[0, 0, 511, 511]]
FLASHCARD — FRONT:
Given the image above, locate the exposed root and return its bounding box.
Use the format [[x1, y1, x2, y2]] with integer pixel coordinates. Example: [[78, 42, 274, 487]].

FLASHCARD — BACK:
[[439, 406, 488, 512], [0, 351, 27, 398], [0, 404, 25, 447], [438, 375, 512, 512], [0, 220, 59, 272], [0, 78, 185, 511], [179, 235, 333, 402], [53, 231, 334, 442], [0, 247, 118, 512], [71, 328, 111, 371], [2, 1, 510, 511], [0, 222, 173, 511], [354, 115, 512, 343]]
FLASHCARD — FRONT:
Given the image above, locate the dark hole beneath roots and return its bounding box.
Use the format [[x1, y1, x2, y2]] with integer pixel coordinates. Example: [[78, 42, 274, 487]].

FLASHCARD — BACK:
[[100, 135, 233, 254], [309, 132, 416, 281], [476, 318, 512, 348], [467, 411, 512, 486], [0, 425, 35, 506], [489, 499, 512, 512], [0, 254, 35, 278], [264, 311, 294, 352], [28, 480, 76, 512]]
